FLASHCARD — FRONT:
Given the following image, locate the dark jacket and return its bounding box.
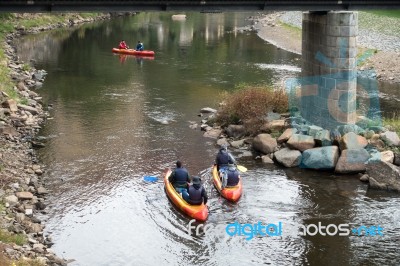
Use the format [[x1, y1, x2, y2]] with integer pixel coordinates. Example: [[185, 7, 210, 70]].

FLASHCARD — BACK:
[[169, 167, 190, 188], [226, 168, 240, 187], [136, 43, 144, 51], [187, 184, 208, 205], [216, 148, 236, 169]]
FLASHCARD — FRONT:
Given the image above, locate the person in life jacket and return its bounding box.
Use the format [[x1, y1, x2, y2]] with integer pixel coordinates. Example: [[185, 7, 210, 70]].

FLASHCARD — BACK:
[[168, 160, 190, 195], [136, 41, 144, 51], [119, 40, 129, 49], [215, 144, 236, 171], [222, 164, 240, 188], [215, 144, 237, 186], [182, 176, 208, 205]]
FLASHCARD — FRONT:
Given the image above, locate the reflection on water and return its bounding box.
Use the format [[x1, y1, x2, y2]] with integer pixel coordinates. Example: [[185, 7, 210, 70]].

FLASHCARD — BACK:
[[15, 12, 400, 266]]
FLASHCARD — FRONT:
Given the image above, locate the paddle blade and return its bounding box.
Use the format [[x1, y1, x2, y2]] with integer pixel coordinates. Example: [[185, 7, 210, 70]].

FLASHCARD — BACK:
[[237, 165, 247, 172], [143, 176, 158, 182]]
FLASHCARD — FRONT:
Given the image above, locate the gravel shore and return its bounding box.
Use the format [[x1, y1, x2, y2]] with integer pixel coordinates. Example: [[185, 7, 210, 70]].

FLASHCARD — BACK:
[[254, 11, 400, 83]]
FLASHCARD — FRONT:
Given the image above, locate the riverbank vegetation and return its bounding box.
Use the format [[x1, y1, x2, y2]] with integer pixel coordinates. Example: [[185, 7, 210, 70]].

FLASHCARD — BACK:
[[215, 85, 288, 135]]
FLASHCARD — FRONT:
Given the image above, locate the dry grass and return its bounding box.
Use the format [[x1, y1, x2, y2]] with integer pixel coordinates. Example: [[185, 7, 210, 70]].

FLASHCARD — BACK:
[[215, 85, 288, 135]]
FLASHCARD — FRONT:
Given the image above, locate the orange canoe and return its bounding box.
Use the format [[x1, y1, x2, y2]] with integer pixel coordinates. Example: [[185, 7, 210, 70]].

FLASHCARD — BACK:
[[164, 169, 208, 222], [212, 165, 242, 202], [112, 48, 155, 56]]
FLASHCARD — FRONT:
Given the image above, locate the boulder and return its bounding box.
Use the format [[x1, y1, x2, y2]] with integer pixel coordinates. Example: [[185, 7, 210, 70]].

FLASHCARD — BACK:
[[308, 125, 323, 138], [216, 138, 229, 147], [225, 125, 246, 139], [252, 134, 277, 154], [380, 150, 394, 164], [367, 161, 400, 192], [230, 139, 245, 148], [287, 134, 315, 152], [203, 128, 222, 139], [16, 191, 34, 200], [335, 149, 370, 173], [370, 134, 385, 151], [261, 120, 285, 133], [301, 146, 339, 170], [274, 148, 302, 167], [381, 131, 400, 146], [339, 132, 368, 150], [314, 129, 332, 146], [277, 128, 297, 144], [261, 155, 274, 164]]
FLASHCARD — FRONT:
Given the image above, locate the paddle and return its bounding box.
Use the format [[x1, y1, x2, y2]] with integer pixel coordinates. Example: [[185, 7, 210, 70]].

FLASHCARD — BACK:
[[143, 175, 158, 182], [237, 165, 247, 173]]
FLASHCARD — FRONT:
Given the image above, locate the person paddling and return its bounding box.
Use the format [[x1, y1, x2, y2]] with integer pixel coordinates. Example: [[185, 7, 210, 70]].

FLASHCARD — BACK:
[[224, 164, 240, 188], [215, 144, 237, 186], [168, 160, 190, 195], [119, 40, 129, 49], [183, 176, 208, 205], [136, 41, 144, 51]]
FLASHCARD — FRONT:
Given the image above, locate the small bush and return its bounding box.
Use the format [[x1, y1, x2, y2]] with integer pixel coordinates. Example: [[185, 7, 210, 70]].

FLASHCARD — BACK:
[[215, 85, 288, 135]]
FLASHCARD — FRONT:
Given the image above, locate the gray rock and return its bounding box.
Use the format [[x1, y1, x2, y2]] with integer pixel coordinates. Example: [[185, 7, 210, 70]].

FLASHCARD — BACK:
[[274, 148, 302, 167], [261, 120, 285, 133], [230, 139, 245, 148], [308, 125, 323, 138], [17, 104, 39, 115], [367, 161, 400, 192], [252, 134, 277, 154], [200, 107, 217, 114], [335, 149, 370, 173], [225, 124, 246, 139], [314, 129, 332, 146], [380, 150, 394, 164], [301, 146, 339, 170], [261, 155, 274, 164], [203, 128, 222, 139], [287, 134, 315, 152], [37, 187, 48, 195], [339, 132, 368, 150], [5, 195, 18, 204], [360, 174, 369, 182], [381, 131, 400, 146], [216, 138, 229, 147], [277, 128, 297, 144], [16, 191, 34, 200]]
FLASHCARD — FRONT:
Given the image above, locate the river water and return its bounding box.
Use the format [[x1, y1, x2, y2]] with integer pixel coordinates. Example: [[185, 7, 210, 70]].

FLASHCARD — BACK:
[[15, 12, 400, 266]]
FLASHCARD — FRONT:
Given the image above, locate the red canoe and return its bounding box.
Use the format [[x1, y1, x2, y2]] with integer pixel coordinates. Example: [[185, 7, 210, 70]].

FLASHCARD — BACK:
[[112, 48, 155, 56], [164, 169, 208, 222], [212, 165, 242, 202]]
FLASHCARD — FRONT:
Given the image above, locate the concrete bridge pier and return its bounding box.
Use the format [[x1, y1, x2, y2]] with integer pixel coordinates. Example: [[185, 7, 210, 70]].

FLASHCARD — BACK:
[[301, 11, 358, 129]]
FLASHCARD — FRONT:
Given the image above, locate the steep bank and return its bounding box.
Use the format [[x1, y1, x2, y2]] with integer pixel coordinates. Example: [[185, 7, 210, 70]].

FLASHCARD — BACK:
[[0, 12, 134, 265], [253, 11, 400, 84]]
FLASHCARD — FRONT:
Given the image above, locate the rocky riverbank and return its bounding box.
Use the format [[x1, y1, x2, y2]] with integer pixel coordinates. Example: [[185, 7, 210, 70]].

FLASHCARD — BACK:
[[196, 107, 400, 193], [0, 12, 134, 266], [251, 11, 400, 84]]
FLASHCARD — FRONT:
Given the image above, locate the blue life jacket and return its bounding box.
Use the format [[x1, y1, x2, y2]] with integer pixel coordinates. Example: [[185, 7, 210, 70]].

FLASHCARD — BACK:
[[216, 150, 230, 167], [173, 167, 189, 188], [188, 185, 202, 205], [227, 169, 239, 187]]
